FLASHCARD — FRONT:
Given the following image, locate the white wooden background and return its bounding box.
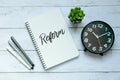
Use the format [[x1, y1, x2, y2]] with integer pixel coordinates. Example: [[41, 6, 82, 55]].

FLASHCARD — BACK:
[[0, 0, 120, 80]]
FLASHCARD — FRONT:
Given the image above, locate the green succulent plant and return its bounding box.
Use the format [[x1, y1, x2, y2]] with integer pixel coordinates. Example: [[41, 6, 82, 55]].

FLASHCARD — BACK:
[[68, 7, 85, 24]]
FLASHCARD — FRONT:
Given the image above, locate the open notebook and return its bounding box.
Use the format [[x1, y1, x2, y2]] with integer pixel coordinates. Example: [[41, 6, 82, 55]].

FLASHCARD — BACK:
[[25, 8, 79, 70]]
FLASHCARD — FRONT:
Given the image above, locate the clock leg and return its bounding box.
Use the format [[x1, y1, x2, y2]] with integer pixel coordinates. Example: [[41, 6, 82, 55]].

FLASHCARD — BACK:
[[84, 48, 87, 51], [99, 53, 103, 56]]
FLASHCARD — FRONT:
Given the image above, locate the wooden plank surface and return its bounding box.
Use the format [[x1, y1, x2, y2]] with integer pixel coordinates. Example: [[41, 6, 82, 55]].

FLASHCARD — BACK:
[[0, 73, 120, 80], [0, 0, 120, 79], [1, 50, 120, 72], [0, 0, 119, 6], [0, 6, 120, 28]]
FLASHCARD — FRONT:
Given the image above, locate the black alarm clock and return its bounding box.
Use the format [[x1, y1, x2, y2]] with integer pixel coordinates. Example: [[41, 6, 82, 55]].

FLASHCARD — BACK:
[[81, 21, 115, 56]]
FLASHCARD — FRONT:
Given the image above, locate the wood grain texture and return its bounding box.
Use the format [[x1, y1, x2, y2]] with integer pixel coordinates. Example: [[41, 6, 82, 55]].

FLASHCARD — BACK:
[[1, 50, 120, 72], [0, 0, 120, 79], [0, 0, 119, 6], [0, 6, 120, 28], [0, 73, 120, 80]]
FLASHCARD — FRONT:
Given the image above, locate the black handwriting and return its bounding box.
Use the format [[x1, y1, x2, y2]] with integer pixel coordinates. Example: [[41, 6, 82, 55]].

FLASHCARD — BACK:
[[39, 29, 65, 45]]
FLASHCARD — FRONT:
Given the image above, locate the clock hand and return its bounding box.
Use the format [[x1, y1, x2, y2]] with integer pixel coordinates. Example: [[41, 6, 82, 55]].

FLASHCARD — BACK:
[[92, 32, 99, 39], [97, 38, 101, 47], [98, 32, 108, 38]]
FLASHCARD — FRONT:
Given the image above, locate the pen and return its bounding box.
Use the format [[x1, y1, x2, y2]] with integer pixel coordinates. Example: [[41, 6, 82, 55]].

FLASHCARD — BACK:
[[7, 47, 32, 70], [11, 36, 34, 68], [8, 40, 33, 69]]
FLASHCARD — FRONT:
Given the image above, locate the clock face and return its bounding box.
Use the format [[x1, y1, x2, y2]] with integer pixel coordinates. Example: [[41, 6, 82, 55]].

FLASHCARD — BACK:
[[81, 21, 115, 54]]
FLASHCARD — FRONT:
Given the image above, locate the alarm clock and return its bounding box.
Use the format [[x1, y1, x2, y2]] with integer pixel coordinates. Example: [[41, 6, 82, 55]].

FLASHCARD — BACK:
[[81, 21, 115, 56]]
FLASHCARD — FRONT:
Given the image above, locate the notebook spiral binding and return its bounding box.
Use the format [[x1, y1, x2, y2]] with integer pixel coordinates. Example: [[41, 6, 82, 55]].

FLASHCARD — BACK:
[[25, 22, 47, 69]]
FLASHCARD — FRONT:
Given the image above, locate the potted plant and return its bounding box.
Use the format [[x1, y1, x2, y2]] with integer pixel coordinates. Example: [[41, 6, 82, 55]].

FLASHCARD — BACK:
[[68, 7, 85, 24]]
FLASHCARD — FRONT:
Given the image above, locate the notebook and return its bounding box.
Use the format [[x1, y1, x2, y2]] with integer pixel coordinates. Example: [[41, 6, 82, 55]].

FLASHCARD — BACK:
[[25, 8, 79, 70]]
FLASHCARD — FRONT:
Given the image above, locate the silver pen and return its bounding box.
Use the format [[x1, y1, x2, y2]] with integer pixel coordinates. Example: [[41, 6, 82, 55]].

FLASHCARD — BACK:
[[11, 36, 34, 68], [8, 36, 34, 69], [7, 47, 32, 69]]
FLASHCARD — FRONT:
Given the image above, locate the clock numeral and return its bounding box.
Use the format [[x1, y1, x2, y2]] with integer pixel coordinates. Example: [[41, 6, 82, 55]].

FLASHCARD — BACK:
[[105, 27, 108, 31], [104, 44, 107, 48], [107, 32, 111, 36], [107, 38, 111, 43], [92, 47, 96, 51], [99, 46, 103, 51], [84, 32, 88, 36], [84, 38, 88, 43], [92, 24, 97, 28], [98, 24, 103, 28], [87, 28, 92, 32], [88, 43, 91, 47]]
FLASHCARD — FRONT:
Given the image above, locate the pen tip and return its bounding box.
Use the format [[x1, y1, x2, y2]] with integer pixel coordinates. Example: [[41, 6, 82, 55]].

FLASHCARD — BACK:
[[31, 66, 34, 70], [31, 64, 34, 69]]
